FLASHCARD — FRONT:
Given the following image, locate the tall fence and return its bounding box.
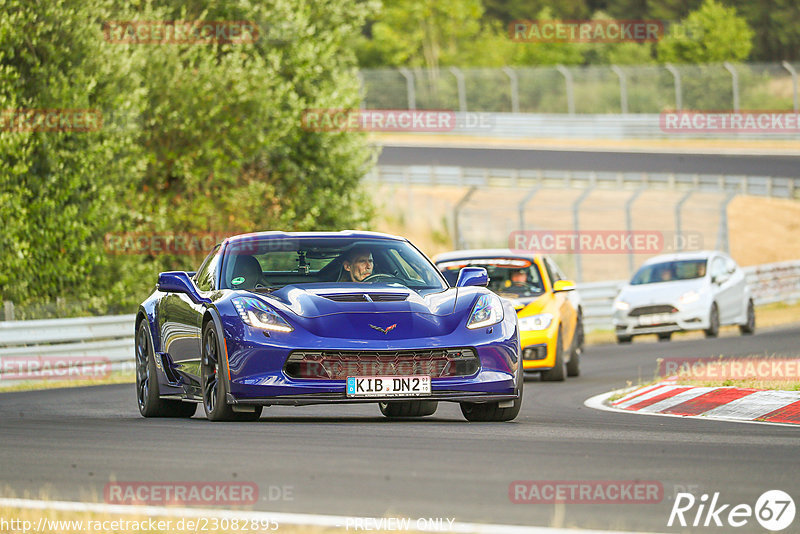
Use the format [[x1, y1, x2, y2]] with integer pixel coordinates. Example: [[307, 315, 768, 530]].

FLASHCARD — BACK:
[[360, 62, 800, 114], [0, 260, 797, 381]]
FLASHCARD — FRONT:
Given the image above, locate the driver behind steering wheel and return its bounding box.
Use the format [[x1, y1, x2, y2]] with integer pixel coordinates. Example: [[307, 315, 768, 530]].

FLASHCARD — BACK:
[[341, 247, 373, 282]]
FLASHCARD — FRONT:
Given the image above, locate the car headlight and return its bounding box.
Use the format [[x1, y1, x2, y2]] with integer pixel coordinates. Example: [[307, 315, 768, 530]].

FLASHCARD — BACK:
[[467, 294, 504, 329], [614, 300, 630, 311], [679, 291, 700, 305], [232, 296, 293, 332], [518, 313, 553, 331]]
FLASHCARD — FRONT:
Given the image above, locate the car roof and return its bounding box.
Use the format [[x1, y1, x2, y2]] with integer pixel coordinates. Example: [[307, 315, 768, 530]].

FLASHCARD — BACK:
[[640, 250, 726, 265], [225, 230, 406, 244], [432, 248, 542, 264]]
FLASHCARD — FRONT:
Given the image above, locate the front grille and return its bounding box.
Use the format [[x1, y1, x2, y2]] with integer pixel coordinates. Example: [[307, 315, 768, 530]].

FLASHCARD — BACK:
[[633, 322, 678, 330], [284, 348, 479, 379], [321, 293, 408, 302], [629, 305, 678, 316]]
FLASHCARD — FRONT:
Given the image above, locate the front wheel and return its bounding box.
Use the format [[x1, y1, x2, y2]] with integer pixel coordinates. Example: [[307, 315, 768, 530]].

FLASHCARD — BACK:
[[460, 373, 523, 422], [135, 321, 196, 418], [739, 300, 755, 335], [616, 334, 633, 344], [704, 304, 720, 338], [202, 322, 262, 422], [379, 401, 438, 418], [540, 330, 565, 382], [657, 332, 672, 342]]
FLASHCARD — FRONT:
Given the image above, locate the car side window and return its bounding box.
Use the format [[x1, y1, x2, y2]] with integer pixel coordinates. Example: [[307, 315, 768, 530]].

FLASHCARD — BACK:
[[195, 244, 221, 291]]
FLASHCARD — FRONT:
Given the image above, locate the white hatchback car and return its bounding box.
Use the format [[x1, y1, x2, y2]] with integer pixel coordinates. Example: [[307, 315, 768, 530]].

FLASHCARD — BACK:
[[613, 251, 755, 343]]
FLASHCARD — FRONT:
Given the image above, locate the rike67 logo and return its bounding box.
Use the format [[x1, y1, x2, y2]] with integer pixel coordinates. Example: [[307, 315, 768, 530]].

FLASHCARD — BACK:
[[669, 490, 795, 531]]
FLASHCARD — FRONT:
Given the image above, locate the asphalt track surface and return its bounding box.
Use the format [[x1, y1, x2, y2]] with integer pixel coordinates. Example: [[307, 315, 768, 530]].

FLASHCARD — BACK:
[[377, 146, 800, 177], [2, 326, 799, 533]]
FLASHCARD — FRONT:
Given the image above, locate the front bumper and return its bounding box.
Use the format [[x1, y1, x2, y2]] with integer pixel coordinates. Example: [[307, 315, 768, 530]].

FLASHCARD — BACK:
[[519, 324, 558, 371], [612, 300, 710, 336], [222, 318, 520, 403]]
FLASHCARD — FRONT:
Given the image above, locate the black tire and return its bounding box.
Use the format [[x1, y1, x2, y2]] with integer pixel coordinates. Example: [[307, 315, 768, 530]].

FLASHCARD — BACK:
[[201, 321, 262, 422], [540, 329, 565, 382], [135, 321, 196, 418], [566, 316, 582, 378], [739, 300, 755, 335], [616, 335, 632, 344], [378, 401, 438, 418], [460, 368, 523, 422], [704, 303, 720, 338], [657, 332, 672, 342]]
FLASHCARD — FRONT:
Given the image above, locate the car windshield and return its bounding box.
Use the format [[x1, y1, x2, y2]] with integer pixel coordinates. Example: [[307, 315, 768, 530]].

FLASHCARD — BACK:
[[437, 258, 544, 297], [631, 259, 707, 285], [219, 236, 447, 295]]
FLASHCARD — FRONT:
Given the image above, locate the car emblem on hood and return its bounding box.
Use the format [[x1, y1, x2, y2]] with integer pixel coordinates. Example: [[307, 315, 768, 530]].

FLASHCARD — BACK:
[[369, 323, 397, 334]]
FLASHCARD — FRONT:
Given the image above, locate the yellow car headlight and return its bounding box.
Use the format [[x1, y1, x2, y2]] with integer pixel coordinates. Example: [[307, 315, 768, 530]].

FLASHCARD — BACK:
[[518, 313, 553, 331]]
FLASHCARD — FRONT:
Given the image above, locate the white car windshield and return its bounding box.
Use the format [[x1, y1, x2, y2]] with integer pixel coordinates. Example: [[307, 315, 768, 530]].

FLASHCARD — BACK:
[[631, 259, 707, 285]]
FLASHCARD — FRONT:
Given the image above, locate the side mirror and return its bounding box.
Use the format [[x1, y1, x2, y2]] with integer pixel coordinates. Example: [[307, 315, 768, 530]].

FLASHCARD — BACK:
[[553, 279, 576, 292], [712, 273, 729, 285], [157, 271, 210, 303], [456, 267, 489, 287]]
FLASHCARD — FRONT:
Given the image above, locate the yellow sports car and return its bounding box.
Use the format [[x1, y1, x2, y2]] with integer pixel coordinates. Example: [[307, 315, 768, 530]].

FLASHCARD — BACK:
[[434, 249, 583, 381]]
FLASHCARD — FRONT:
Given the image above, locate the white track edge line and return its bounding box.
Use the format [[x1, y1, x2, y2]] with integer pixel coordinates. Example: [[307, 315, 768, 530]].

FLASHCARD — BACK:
[[585, 389, 800, 428], [0, 497, 664, 534]]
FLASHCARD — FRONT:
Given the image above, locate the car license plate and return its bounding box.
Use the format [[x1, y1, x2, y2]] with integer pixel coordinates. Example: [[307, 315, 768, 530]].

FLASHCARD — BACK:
[[638, 313, 672, 326], [346, 376, 431, 397]]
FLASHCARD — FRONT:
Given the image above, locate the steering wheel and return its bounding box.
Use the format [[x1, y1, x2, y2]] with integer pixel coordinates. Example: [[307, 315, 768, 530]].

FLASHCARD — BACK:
[[362, 273, 404, 284]]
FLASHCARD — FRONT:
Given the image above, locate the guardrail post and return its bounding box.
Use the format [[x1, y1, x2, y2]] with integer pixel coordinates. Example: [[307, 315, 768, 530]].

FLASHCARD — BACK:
[[665, 63, 682, 111], [555, 65, 575, 115], [782, 61, 798, 112], [453, 186, 478, 249], [723, 62, 740, 112], [611, 65, 628, 114], [675, 191, 693, 251], [502, 67, 520, 113], [518, 187, 541, 231], [3, 301, 14, 321], [572, 187, 594, 282], [715, 192, 737, 253], [625, 189, 645, 276], [398, 68, 416, 110], [449, 67, 467, 112]]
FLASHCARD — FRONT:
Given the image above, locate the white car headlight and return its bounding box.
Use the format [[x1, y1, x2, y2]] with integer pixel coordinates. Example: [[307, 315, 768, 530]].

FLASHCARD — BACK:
[[232, 296, 293, 332], [467, 294, 504, 329], [614, 300, 630, 311], [679, 290, 700, 305], [518, 313, 553, 331]]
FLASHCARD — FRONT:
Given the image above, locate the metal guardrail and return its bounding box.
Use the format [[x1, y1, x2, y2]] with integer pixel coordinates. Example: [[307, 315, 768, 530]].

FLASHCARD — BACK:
[[365, 165, 800, 199], [0, 260, 797, 380]]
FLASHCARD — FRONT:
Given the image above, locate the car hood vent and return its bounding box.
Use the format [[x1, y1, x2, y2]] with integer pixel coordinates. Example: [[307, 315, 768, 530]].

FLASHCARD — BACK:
[[321, 292, 409, 303]]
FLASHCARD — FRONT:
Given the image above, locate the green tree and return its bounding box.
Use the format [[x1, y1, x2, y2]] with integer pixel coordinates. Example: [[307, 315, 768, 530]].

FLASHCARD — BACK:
[[657, 0, 753, 63]]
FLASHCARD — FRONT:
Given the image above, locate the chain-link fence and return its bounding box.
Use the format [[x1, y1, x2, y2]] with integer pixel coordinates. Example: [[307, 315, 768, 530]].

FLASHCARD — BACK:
[[361, 62, 800, 113]]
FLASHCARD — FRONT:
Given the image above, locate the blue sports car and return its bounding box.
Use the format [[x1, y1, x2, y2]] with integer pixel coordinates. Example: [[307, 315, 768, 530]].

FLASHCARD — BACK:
[[135, 231, 522, 422]]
